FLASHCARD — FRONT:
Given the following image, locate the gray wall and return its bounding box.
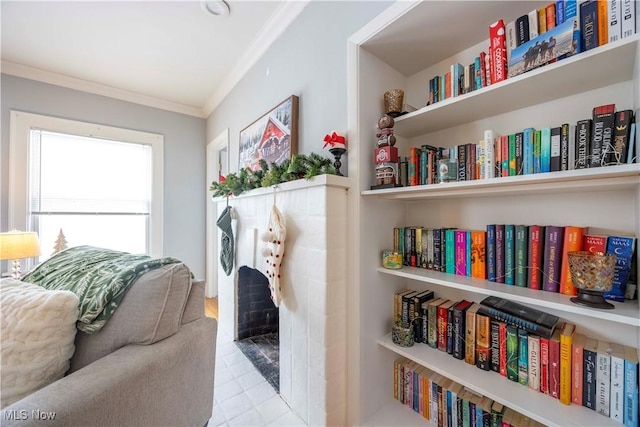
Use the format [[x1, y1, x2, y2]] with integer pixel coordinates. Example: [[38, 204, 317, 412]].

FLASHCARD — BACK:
[[206, 1, 392, 172], [0, 74, 207, 278]]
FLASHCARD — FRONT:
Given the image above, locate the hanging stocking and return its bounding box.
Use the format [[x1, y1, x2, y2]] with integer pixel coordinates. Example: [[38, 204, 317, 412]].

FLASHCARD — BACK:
[[260, 204, 286, 307], [216, 206, 235, 276]]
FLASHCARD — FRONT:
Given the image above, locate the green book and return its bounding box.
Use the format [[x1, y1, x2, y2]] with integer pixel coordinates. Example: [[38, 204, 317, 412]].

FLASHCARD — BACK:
[[504, 225, 514, 286], [514, 225, 528, 287], [445, 229, 456, 274], [518, 328, 528, 386], [506, 325, 519, 382], [462, 393, 471, 427], [533, 130, 542, 173], [508, 134, 516, 176]]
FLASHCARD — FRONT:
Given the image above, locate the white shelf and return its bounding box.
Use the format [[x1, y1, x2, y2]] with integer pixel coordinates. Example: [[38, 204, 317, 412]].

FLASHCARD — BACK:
[[363, 399, 435, 427], [378, 266, 640, 327], [377, 334, 621, 427], [393, 34, 640, 137], [362, 164, 640, 200]]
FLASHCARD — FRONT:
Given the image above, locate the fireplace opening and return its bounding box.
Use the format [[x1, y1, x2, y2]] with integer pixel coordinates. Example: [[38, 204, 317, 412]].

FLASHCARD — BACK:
[[235, 266, 279, 392]]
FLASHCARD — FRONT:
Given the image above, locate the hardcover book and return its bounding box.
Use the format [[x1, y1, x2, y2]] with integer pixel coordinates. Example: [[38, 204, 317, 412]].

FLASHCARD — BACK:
[[514, 225, 528, 287], [623, 345, 639, 427], [452, 300, 472, 359], [487, 224, 496, 282], [610, 343, 625, 422], [478, 296, 560, 339], [489, 20, 508, 84], [542, 225, 565, 293], [517, 328, 528, 386], [580, 0, 599, 51], [527, 225, 544, 289], [528, 334, 541, 391], [495, 224, 505, 283], [607, 109, 634, 165], [427, 298, 446, 348], [541, 337, 550, 394], [559, 323, 575, 405], [490, 320, 501, 373], [604, 235, 636, 302], [550, 126, 562, 172], [583, 338, 599, 409], [590, 103, 616, 168], [575, 119, 592, 168], [596, 340, 612, 416], [476, 313, 491, 371], [572, 333, 586, 406], [558, 226, 586, 296], [583, 233, 607, 254], [549, 327, 562, 399], [504, 224, 515, 285], [465, 302, 480, 365], [437, 300, 456, 351], [506, 325, 519, 382]]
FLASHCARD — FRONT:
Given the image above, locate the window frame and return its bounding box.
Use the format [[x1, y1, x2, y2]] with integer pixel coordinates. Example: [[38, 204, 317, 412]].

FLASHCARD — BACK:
[[9, 111, 164, 257]]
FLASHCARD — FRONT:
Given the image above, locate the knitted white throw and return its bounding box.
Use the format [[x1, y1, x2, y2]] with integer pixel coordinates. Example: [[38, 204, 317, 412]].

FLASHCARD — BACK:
[[0, 278, 79, 408], [261, 204, 286, 307]]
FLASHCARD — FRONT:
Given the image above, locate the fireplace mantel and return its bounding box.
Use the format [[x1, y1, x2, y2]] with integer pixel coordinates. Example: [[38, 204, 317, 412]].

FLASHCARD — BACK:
[[214, 174, 349, 426]]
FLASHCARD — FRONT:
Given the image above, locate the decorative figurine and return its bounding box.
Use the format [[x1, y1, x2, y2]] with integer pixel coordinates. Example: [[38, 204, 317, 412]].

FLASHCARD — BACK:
[[372, 114, 400, 189]]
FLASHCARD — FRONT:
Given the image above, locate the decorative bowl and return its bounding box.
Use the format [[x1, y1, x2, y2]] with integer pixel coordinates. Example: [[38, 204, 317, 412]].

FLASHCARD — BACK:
[[567, 251, 617, 309]]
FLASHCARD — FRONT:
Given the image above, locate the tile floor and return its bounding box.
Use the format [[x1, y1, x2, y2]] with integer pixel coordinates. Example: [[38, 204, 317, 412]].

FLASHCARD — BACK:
[[208, 327, 306, 427]]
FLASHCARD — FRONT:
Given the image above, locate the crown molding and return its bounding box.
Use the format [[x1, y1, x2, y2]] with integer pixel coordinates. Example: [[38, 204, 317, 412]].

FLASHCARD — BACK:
[[202, 0, 310, 118], [1, 60, 205, 118]]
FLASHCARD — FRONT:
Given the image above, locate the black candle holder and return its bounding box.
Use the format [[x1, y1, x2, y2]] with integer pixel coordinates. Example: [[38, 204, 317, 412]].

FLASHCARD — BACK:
[[329, 147, 347, 176]]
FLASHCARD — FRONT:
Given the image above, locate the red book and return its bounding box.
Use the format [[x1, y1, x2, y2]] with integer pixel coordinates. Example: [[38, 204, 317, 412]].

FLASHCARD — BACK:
[[454, 230, 467, 276], [501, 135, 509, 177], [437, 300, 455, 351], [540, 337, 550, 394], [499, 322, 507, 377], [445, 71, 452, 99], [479, 51, 487, 87], [410, 147, 420, 186], [527, 225, 544, 290], [572, 333, 586, 405], [546, 3, 556, 31], [549, 327, 562, 399], [559, 226, 586, 296], [489, 20, 507, 84], [583, 234, 607, 254]]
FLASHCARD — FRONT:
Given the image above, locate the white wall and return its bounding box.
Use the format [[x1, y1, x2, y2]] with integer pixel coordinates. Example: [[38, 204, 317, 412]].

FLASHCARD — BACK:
[[0, 74, 207, 278]]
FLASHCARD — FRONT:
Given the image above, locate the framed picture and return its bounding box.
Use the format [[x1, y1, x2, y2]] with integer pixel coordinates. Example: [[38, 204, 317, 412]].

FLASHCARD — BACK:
[[239, 95, 299, 171]]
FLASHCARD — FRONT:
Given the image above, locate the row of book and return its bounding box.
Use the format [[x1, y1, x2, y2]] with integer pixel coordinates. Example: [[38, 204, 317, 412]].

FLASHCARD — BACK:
[[394, 357, 543, 427], [427, 0, 638, 104], [397, 104, 636, 187], [392, 225, 637, 301], [393, 292, 640, 426]]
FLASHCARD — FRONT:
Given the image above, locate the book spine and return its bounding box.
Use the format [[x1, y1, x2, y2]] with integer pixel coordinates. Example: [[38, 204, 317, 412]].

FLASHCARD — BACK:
[[597, 0, 609, 46], [438, 303, 449, 351], [428, 302, 439, 348], [542, 226, 564, 293], [487, 224, 496, 282], [556, 0, 565, 24], [611, 353, 625, 422], [489, 20, 507, 83], [540, 127, 551, 172], [596, 344, 611, 416], [580, 0, 599, 51], [477, 304, 554, 339], [560, 123, 570, 171], [604, 235, 636, 302], [624, 354, 639, 427], [411, 227, 417, 267], [515, 132, 523, 175], [514, 225, 528, 287], [508, 134, 516, 176], [495, 224, 505, 283], [528, 335, 540, 391], [404, 227, 411, 266], [476, 314, 491, 371], [527, 225, 544, 290], [455, 230, 467, 276], [528, 9, 539, 38], [584, 346, 597, 409], [453, 307, 465, 360], [490, 320, 501, 373], [572, 340, 584, 406], [609, 0, 622, 43], [518, 329, 528, 386], [546, 3, 556, 30], [559, 226, 585, 296], [550, 126, 562, 172], [560, 329, 574, 405], [501, 135, 509, 177], [568, 123, 576, 170], [499, 322, 507, 377], [523, 127, 534, 175], [504, 225, 515, 285], [484, 130, 495, 179], [576, 119, 592, 169], [533, 130, 542, 173], [458, 143, 467, 182], [550, 334, 561, 399], [515, 14, 530, 46], [465, 307, 477, 365], [621, 0, 637, 38], [472, 230, 486, 280], [447, 304, 455, 354], [609, 110, 634, 165], [591, 103, 616, 167], [541, 337, 550, 394], [506, 325, 519, 382], [538, 7, 547, 34], [433, 228, 442, 272], [445, 229, 456, 274]]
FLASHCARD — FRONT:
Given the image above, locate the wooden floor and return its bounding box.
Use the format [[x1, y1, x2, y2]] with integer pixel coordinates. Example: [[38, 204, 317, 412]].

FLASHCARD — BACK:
[[205, 297, 218, 320]]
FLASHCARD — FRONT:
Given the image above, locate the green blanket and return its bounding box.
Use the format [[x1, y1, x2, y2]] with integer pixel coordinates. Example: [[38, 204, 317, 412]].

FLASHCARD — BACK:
[[23, 246, 183, 334]]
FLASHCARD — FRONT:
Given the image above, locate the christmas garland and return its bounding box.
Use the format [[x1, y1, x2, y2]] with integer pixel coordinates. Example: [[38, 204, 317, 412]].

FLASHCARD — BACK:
[[210, 153, 337, 198]]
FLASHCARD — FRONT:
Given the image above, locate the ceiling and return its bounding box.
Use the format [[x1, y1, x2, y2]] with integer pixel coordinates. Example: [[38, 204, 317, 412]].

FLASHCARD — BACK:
[[1, 1, 308, 118]]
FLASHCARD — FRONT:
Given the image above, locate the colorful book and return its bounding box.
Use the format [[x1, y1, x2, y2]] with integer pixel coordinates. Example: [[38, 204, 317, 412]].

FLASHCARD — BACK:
[[559, 322, 575, 405], [489, 19, 508, 83], [527, 225, 544, 290], [487, 224, 496, 282], [437, 300, 456, 351], [495, 224, 505, 283], [575, 119, 592, 169], [455, 230, 467, 276], [528, 334, 541, 392], [518, 328, 528, 386], [604, 235, 636, 302], [490, 320, 501, 373], [542, 225, 565, 293], [452, 300, 473, 360], [596, 340, 612, 416], [523, 127, 535, 175], [623, 345, 639, 427], [514, 225, 528, 287], [476, 313, 491, 371], [572, 333, 586, 406], [549, 327, 562, 399], [583, 233, 607, 254], [558, 226, 586, 296], [504, 224, 515, 285], [583, 338, 599, 409], [465, 303, 480, 365], [506, 325, 519, 382], [607, 109, 634, 165], [478, 296, 560, 339], [580, 0, 599, 51], [540, 127, 551, 172], [610, 343, 625, 422], [508, 134, 516, 176], [471, 230, 486, 280], [541, 337, 550, 394], [590, 103, 616, 168], [499, 322, 507, 377], [597, 0, 609, 46], [445, 229, 456, 274], [427, 298, 446, 348]]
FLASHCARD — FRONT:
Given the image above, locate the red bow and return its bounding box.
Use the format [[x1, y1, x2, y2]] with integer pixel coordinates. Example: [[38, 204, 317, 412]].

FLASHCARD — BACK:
[[323, 132, 346, 149]]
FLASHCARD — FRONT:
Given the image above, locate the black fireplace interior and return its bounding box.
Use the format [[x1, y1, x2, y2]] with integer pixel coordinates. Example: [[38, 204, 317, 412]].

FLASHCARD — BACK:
[[235, 266, 279, 392]]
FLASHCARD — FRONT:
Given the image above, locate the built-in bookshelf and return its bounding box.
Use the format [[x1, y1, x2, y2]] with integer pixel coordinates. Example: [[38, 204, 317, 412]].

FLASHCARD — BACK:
[[347, 1, 640, 427]]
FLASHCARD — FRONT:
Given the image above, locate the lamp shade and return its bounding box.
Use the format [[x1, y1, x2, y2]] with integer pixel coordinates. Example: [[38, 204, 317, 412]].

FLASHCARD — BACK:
[[0, 231, 41, 260]]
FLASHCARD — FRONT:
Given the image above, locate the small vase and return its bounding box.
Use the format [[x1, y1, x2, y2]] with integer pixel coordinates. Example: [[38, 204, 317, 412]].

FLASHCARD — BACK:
[[329, 147, 347, 176]]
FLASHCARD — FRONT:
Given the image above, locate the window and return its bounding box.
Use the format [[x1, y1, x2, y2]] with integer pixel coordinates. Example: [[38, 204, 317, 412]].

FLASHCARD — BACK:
[[9, 111, 163, 263]]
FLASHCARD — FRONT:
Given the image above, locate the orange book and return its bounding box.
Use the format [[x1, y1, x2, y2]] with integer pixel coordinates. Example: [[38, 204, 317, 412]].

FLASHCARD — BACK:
[[471, 230, 487, 279], [546, 3, 556, 31], [559, 226, 586, 295], [538, 7, 547, 34], [572, 333, 586, 406], [597, 0, 608, 46], [445, 71, 452, 99], [559, 323, 576, 405]]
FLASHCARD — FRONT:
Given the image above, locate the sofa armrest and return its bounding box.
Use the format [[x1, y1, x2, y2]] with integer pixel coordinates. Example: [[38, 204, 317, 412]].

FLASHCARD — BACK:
[[2, 317, 217, 427]]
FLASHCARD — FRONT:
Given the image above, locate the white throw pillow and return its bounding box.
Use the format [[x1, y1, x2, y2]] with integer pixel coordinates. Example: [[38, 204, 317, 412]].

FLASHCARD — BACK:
[[0, 278, 79, 408]]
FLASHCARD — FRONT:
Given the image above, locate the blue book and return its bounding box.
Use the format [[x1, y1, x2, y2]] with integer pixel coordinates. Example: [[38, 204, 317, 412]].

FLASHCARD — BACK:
[[487, 224, 496, 282], [447, 389, 453, 427], [604, 235, 636, 302], [555, 0, 565, 24], [540, 127, 551, 173], [628, 123, 636, 164], [420, 148, 428, 185], [466, 230, 472, 277], [564, 0, 577, 19], [624, 346, 639, 427], [475, 402, 483, 427], [504, 225, 515, 285], [523, 127, 535, 174], [579, 0, 599, 51], [441, 74, 446, 100], [413, 371, 419, 412], [495, 224, 505, 284], [452, 63, 464, 97], [474, 56, 482, 90], [518, 329, 528, 386]]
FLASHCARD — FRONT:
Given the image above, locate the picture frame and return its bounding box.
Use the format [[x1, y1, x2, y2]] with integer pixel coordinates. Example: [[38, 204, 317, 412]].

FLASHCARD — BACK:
[[239, 95, 299, 171]]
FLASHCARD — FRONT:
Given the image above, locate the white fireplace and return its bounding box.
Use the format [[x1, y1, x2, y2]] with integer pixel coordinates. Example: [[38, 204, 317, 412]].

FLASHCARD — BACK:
[[215, 175, 349, 426]]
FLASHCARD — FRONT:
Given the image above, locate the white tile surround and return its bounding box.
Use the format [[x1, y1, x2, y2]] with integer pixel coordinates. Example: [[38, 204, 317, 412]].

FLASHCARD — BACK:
[[215, 175, 349, 426]]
